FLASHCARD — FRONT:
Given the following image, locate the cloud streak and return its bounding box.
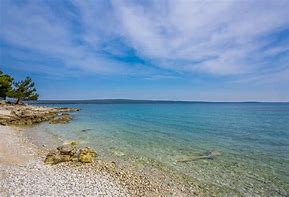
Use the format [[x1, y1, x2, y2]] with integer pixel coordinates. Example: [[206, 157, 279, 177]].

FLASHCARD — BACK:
[[112, 0, 289, 75], [1, 0, 289, 79]]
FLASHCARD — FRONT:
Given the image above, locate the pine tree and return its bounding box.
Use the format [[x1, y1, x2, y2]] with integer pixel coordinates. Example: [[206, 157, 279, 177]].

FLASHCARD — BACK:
[[8, 77, 39, 104], [0, 70, 13, 100]]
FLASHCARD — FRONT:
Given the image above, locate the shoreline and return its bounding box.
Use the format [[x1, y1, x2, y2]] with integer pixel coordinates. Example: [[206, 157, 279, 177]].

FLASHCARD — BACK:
[[0, 125, 131, 196], [0, 126, 200, 196], [0, 104, 201, 196]]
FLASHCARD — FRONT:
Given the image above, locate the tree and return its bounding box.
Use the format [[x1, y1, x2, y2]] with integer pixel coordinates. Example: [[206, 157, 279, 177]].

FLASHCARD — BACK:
[[8, 76, 39, 104], [0, 70, 14, 100]]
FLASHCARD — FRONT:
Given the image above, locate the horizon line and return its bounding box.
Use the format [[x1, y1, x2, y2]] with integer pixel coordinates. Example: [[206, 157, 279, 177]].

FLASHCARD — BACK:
[[30, 99, 289, 104]]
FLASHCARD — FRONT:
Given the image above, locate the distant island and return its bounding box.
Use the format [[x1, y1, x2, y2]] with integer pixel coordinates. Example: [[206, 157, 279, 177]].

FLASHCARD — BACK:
[[30, 99, 274, 104]]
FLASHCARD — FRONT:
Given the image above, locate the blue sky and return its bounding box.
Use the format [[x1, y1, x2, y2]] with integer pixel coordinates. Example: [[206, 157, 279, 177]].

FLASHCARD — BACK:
[[1, 0, 289, 101]]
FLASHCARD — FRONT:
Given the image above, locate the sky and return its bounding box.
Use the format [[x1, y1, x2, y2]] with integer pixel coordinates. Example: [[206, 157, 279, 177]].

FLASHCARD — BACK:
[[0, 0, 289, 101]]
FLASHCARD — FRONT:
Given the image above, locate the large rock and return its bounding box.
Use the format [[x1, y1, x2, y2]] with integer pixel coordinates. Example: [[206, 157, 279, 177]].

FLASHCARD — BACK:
[[44, 144, 77, 165], [44, 150, 72, 164], [79, 147, 97, 163]]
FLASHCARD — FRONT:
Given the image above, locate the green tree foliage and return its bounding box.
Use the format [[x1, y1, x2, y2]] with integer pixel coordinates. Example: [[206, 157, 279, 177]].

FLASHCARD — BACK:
[[0, 70, 14, 100], [8, 77, 39, 104]]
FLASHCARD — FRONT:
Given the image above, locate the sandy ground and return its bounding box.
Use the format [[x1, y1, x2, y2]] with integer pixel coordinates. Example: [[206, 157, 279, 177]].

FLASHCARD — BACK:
[[0, 125, 130, 196]]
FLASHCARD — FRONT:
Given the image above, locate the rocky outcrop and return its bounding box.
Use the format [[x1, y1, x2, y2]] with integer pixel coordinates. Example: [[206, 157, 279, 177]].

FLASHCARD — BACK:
[[44, 144, 97, 165], [0, 104, 79, 126], [49, 114, 72, 124]]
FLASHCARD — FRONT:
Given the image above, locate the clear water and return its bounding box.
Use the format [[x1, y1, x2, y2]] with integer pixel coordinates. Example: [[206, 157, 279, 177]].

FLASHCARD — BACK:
[[28, 103, 289, 196]]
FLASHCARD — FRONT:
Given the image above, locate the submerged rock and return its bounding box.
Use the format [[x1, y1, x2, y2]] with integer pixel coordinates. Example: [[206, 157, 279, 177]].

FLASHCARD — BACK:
[[112, 150, 125, 157], [79, 147, 97, 163], [201, 150, 221, 158], [177, 150, 222, 163], [80, 128, 93, 132], [65, 140, 79, 146]]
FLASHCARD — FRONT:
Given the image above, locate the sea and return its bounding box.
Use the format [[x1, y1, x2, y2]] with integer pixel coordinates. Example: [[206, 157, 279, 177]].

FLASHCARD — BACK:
[[27, 102, 289, 196]]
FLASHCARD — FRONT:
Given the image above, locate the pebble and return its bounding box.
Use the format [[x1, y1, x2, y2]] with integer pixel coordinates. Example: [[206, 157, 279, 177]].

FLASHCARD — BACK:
[[0, 160, 130, 196]]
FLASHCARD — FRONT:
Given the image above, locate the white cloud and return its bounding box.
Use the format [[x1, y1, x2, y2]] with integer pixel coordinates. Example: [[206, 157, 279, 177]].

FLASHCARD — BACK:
[[0, 0, 131, 75], [1, 0, 289, 77], [112, 0, 289, 75]]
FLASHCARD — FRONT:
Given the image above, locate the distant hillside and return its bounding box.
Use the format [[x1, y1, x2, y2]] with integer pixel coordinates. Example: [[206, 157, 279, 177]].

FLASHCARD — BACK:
[[29, 99, 200, 104], [27, 99, 265, 104]]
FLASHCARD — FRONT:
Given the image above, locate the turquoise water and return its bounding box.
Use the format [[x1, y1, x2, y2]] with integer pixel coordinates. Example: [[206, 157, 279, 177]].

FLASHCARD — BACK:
[[29, 103, 289, 195]]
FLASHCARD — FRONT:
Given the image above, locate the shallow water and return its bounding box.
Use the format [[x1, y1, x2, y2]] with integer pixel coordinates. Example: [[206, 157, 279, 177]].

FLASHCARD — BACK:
[[28, 103, 289, 196]]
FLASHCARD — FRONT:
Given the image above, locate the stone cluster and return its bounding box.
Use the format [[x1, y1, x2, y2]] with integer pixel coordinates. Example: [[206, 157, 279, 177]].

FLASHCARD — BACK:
[[44, 144, 97, 165]]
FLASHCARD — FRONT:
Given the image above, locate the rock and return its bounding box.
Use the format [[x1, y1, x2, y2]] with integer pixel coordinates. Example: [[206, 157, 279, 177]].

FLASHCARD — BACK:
[[79, 147, 97, 163], [44, 150, 72, 165], [10, 110, 23, 117], [201, 150, 222, 158], [0, 104, 78, 126], [44, 144, 77, 165], [80, 128, 92, 132], [0, 115, 10, 125], [112, 150, 125, 157], [57, 144, 77, 156], [54, 107, 80, 112], [49, 114, 72, 124], [177, 150, 222, 163], [25, 119, 33, 125], [45, 145, 97, 164], [65, 140, 79, 146]]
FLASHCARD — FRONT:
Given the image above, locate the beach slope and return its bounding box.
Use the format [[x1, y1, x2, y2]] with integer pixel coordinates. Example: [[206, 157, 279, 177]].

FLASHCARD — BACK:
[[0, 125, 130, 196]]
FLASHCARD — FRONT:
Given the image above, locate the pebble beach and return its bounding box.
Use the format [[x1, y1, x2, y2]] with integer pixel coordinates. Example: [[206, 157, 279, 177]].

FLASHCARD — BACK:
[[0, 126, 130, 197]]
